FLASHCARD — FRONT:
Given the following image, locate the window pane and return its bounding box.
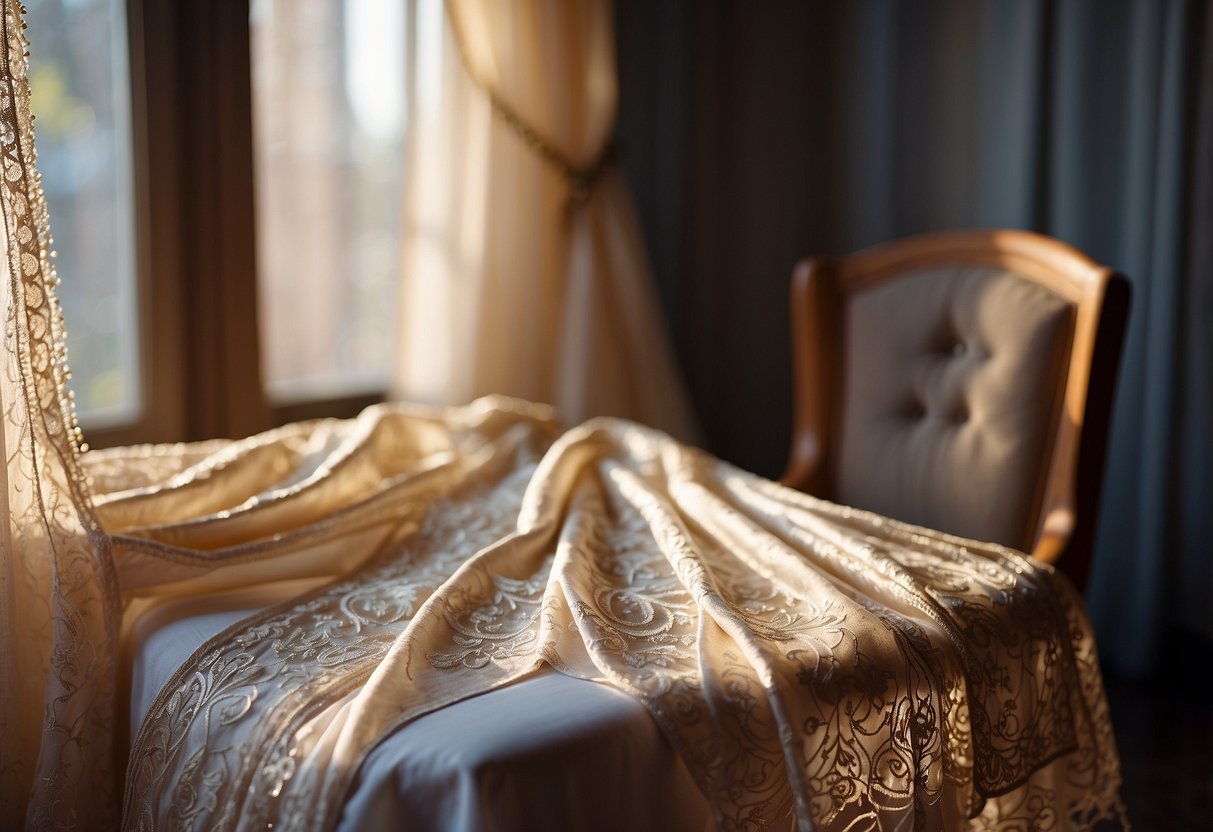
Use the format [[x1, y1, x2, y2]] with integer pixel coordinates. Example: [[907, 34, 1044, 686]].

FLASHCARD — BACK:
[[252, 0, 406, 402], [26, 0, 139, 426]]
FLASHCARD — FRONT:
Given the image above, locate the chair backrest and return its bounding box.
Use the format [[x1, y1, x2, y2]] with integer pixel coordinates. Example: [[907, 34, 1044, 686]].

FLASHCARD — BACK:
[[782, 230, 1130, 590]]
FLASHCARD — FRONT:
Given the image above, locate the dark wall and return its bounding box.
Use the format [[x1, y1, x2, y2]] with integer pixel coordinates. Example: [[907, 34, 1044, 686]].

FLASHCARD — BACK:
[[616, 1, 849, 478], [615, 0, 1010, 477]]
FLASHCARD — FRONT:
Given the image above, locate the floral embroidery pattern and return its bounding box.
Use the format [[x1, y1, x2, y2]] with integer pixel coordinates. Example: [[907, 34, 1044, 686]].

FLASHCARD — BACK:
[[121, 417, 1125, 832]]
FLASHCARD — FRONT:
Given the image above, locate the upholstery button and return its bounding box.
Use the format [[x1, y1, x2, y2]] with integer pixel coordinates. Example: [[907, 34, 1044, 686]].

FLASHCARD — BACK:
[[951, 341, 967, 357], [954, 405, 970, 424], [907, 400, 926, 419]]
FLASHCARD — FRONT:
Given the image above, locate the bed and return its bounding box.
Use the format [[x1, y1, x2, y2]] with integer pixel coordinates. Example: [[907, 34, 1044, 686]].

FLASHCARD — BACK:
[[126, 589, 712, 831]]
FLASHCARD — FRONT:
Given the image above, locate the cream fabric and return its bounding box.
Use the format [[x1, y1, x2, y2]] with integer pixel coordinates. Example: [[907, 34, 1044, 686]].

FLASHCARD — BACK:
[[836, 266, 1073, 550], [392, 0, 699, 442], [0, 5, 118, 828], [128, 600, 712, 832], [99, 398, 1127, 832]]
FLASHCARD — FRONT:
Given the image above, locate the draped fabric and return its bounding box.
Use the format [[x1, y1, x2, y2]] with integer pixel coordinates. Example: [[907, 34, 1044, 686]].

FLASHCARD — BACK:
[[615, 0, 1213, 677], [104, 399, 1124, 831], [392, 0, 699, 443], [0, 2, 118, 827]]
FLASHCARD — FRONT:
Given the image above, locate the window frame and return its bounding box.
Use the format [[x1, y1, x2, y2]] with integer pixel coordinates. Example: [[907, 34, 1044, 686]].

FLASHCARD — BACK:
[[84, 0, 387, 448]]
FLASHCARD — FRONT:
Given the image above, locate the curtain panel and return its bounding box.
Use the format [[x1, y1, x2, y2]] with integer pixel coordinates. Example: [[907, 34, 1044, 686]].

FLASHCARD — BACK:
[[0, 1, 118, 826], [392, 0, 699, 444]]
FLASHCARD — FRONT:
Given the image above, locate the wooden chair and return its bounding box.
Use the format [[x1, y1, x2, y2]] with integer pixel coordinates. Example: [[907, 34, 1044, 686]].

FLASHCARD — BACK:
[[781, 230, 1130, 590]]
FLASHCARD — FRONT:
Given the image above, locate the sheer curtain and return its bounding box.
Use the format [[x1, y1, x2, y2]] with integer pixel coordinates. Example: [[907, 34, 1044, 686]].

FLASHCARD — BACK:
[[392, 0, 699, 442], [0, 2, 118, 826]]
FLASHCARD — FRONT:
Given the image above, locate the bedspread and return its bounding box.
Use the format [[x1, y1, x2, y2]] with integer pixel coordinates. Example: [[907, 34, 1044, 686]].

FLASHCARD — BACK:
[[93, 397, 1124, 831]]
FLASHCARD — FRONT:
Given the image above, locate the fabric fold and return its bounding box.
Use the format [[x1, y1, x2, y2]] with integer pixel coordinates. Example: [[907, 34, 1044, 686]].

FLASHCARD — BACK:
[[114, 403, 1125, 832]]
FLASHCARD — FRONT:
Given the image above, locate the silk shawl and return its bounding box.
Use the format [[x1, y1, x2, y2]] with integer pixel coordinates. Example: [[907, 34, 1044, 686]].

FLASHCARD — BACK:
[[95, 399, 1127, 831]]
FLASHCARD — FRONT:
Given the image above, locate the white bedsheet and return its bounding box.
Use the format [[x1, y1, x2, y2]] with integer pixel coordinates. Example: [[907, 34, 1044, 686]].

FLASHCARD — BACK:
[[128, 597, 714, 832]]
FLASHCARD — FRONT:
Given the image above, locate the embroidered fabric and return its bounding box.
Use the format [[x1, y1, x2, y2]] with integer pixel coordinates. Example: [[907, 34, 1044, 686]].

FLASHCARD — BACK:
[[0, 1, 118, 827], [107, 403, 1126, 832], [0, 0, 1127, 826]]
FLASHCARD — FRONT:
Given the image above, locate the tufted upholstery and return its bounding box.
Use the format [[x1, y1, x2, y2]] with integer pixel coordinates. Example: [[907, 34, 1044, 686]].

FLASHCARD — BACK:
[[784, 231, 1130, 588], [834, 265, 1074, 551]]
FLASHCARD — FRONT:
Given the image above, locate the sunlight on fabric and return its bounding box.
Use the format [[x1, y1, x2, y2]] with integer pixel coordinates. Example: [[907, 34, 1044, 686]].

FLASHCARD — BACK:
[[25, 0, 139, 427], [398, 240, 453, 400], [252, 0, 414, 402]]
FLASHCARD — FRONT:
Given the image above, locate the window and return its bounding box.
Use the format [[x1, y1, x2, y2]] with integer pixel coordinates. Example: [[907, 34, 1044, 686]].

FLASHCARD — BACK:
[[26, 0, 437, 445], [251, 0, 407, 403], [26, 0, 138, 428]]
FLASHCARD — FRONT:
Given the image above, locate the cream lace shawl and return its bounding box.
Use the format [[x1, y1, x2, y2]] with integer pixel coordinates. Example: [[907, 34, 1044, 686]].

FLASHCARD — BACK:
[[94, 399, 1122, 831]]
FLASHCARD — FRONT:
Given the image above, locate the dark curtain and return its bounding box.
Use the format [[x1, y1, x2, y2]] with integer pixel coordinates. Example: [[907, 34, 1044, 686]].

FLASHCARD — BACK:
[[616, 0, 1212, 678]]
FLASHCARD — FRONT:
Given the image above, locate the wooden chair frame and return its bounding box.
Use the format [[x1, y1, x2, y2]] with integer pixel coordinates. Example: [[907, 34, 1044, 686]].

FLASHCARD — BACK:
[[781, 229, 1130, 590]]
